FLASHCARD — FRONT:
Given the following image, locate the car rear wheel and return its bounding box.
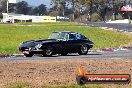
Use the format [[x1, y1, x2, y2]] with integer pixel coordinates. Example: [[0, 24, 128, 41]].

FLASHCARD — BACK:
[[23, 52, 34, 57], [61, 52, 68, 56], [78, 44, 88, 55], [42, 46, 53, 57]]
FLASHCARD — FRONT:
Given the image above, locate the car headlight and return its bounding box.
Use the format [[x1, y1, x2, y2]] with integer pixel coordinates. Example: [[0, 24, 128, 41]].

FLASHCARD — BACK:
[[19, 42, 23, 47], [35, 44, 42, 49]]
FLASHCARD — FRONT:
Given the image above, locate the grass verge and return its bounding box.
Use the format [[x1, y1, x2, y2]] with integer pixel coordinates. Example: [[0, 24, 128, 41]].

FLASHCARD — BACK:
[[42, 84, 104, 88], [7, 82, 30, 88], [17, 22, 79, 26], [0, 22, 132, 54], [7, 83, 132, 88]]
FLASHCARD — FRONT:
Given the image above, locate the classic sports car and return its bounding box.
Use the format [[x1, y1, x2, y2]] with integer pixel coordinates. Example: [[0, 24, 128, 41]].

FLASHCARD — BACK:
[[19, 31, 94, 57]]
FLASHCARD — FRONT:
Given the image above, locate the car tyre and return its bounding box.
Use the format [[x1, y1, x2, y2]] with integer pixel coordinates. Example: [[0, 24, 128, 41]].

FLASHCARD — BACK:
[[24, 52, 34, 57], [61, 52, 68, 56], [78, 44, 88, 55], [42, 46, 53, 57]]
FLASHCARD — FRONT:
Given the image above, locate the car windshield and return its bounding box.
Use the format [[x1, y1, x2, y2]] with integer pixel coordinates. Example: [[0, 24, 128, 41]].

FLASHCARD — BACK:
[[48, 32, 68, 40], [59, 32, 67, 39], [76, 33, 87, 39], [48, 32, 59, 39]]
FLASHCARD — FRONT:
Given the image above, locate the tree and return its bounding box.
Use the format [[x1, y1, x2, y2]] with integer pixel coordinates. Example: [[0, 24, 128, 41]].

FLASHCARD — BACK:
[[0, 0, 5, 18], [0, 0, 15, 13], [50, 0, 60, 12], [76, 0, 86, 21], [0, 0, 7, 15], [0, 0, 15, 18], [66, 0, 76, 21], [50, 0, 124, 22], [32, 7, 39, 15], [37, 4, 47, 15], [26, 7, 33, 15], [59, 0, 66, 16], [51, 0, 66, 16], [15, 1, 29, 15], [32, 4, 47, 16]]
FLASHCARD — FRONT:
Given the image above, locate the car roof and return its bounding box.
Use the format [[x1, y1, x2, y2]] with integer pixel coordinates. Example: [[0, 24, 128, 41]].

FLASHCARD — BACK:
[[53, 31, 73, 33]]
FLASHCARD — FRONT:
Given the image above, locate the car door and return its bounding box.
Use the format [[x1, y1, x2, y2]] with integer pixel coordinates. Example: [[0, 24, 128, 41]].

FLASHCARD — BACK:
[[54, 33, 69, 53], [67, 33, 79, 52]]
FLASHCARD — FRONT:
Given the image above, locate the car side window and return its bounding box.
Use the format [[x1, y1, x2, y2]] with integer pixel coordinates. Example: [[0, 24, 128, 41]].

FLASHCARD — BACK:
[[76, 33, 87, 39], [59, 33, 65, 39], [64, 34, 68, 41], [69, 34, 76, 40], [76, 34, 81, 39], [58, 33, 68, 41]]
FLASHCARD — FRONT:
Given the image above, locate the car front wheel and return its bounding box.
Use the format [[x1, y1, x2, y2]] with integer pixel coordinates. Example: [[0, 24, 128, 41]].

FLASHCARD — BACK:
[[42, 46, 53, 57], [78, 44, 88, 55], [23, 52, 34, 57]]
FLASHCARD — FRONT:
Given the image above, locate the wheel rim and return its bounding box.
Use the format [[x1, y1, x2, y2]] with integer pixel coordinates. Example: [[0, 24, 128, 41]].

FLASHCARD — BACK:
[[81, 45, 88, 54], [45, 47, 52, 56]]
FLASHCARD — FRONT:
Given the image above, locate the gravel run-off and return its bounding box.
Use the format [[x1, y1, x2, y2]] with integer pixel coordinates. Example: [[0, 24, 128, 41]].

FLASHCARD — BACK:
[[0, 58, 132, 88]]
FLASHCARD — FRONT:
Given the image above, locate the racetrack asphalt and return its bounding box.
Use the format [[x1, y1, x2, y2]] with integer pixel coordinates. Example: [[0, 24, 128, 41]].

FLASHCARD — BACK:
[[0, 49, 132, 61], [83, 22, 132, 32]]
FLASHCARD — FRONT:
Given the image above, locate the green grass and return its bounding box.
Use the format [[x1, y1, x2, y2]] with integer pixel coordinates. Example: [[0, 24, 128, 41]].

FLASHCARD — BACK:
[[42, 84, 104, 88], [17, 22, 79, 25], [6, 83, 132, 88], [6, 83, 104, 88], [7, 83, 30, 88], [0, 22, 132, 54]]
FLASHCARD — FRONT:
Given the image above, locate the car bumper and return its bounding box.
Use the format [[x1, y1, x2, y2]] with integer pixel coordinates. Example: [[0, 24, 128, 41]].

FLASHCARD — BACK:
[[20, 47, 44, 54], [88, 44, 94, 49]]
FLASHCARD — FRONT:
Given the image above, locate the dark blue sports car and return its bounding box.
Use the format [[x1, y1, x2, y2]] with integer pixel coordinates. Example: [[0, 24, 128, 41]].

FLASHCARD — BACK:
[[19, 31, 94, 57]]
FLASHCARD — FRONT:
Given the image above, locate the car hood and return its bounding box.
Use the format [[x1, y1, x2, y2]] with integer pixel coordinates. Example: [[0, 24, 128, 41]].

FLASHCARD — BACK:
[[19, 39, 56, 48]]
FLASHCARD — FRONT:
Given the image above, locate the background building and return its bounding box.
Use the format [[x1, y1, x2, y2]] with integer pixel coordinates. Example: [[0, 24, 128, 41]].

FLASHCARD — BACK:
[[2, 13, 56, 23]]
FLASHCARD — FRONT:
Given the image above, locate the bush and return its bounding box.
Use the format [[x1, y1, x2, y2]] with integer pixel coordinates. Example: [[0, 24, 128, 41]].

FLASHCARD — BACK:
[[116, 14, 123, 20], [91, 13, 101, 22]]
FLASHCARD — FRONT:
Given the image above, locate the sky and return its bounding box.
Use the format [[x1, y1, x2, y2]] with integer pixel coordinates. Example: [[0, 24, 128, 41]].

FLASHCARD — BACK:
[[17, 0, 51, 7]]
